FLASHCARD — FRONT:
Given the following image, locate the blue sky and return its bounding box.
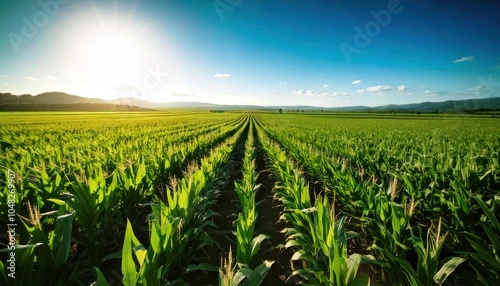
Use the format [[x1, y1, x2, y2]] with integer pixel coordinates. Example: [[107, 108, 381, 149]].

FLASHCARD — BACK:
[[1, 0, 499, 107]]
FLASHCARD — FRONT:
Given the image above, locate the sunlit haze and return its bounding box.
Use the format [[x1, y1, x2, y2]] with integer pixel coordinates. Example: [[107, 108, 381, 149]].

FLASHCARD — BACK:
[[1, 0, 499, 107]]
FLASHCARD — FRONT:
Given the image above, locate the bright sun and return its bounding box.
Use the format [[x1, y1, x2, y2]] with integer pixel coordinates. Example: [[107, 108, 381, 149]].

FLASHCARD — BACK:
[[76, 29, 145, 82]]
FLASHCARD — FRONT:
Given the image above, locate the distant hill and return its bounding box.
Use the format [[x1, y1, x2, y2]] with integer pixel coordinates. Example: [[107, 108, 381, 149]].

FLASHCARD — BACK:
[[367, 98, 500, 112], [0, 92, 150, 111], [0, 103, 151, 111], [110, 97, 266, 110], [273, 98, 500, 113], [1, 91, 499, 112], [0, 92, 108, 105]]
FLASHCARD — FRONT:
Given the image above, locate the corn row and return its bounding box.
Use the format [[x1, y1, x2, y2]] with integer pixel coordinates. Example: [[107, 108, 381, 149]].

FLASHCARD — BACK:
[[0, 113, 245, 285], [255, 121, 374, 286], [219, 116, 274, 286], [121, 115, 250, 285], [255, 114, 496, 285]]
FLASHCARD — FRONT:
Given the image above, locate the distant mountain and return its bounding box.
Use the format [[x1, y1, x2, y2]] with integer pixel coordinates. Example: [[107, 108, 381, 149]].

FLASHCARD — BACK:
[[1, 91, 499, 112], [109, 97, 265, 110], [272, 98, 500, 113], [366, 98, 500, 112], [0, 92, 150, 111], [0, 92, 109, 105]]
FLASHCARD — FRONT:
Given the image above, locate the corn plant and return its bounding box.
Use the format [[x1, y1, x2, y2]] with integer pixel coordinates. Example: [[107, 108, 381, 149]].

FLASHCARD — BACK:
[[458, 195, 500, 284], [287, 197, 375, 286], [219, 247, 246, 286], [69, 165, 122, 268], [0, 203, 74, 285], [227, 119, 274, 285], [372, 218, 465, 286], [256, 124, 375, 285], [119, 119, 248, 285]]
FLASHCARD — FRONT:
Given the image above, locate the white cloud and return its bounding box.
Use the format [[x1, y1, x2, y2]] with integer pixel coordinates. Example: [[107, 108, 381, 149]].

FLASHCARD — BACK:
[[25, 76, 40, 81], [493, 65, 500, 69], [368, 85, 392, 92], [351, 80, 361, 85], [398, 86, 413, 96], [305, 90, 317, 96], [213, 73, 231, 78], [0, 75, 8, 78], [357, 85, 408, 95], [296, 89, 323, 97], [424, 90, 447, 96], [323, 84, 329, 88], [397, 85, 411, 92], [453, 55, 475, 63], [280, 81, 287, 85], [296, 89, 351, 98], [358, 85, 392, 93], [332, 91, 349, 97]]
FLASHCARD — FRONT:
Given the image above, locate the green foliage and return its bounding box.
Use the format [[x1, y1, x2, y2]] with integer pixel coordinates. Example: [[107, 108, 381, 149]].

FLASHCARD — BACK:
[[119, 117, 248, 285], [459, 195, 500, 284], [1, 112, 498, 285], [254, 113, 499, 284], [257, 125, 375, 285], [0, 112, 246, 284]]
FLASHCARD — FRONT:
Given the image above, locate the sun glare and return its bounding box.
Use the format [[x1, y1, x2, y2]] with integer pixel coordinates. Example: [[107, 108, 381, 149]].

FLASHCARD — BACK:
[[76, 28, 145, 82]]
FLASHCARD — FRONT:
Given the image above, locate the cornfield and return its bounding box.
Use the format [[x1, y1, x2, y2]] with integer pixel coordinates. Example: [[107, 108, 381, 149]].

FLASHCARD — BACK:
[[0, 112, 498, 285]]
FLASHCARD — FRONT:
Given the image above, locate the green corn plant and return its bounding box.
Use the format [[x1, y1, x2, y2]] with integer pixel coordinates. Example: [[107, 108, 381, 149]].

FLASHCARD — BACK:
[[26, 166, 66, 211], [121, 171, 214, 285], [287, 196, 374, 286], [69, 165, 121, 267], [232, 120, 273, 282], [411, 218, 465, 285], [234, 199, 267, 267], [459, 194, 500, 284], [0, 201, 74, 285], [366, 195, 416, 284], [219, 247, 246, 286], [120, 121, 248, 285], [238, 261, 275, 286], [119, 159, 154, 218], [256, 124, 376, 285], [371, 218, 465, 286], [0, 243, 42, 286], [218, 246, 274, 286]]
